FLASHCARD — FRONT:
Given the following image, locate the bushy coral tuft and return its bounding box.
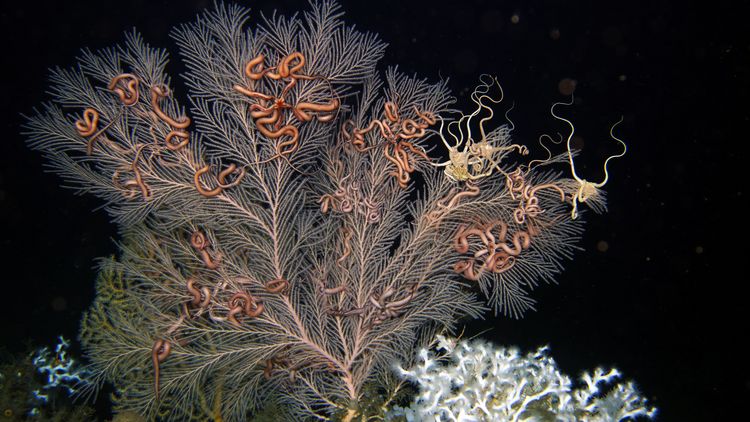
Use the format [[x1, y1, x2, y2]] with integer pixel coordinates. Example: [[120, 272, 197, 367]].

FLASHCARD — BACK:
[[389, 335, 656, 421]]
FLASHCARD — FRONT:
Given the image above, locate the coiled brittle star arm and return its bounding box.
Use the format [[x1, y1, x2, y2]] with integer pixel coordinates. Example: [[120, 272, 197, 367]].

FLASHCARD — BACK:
[[151, 339, 171, 400]]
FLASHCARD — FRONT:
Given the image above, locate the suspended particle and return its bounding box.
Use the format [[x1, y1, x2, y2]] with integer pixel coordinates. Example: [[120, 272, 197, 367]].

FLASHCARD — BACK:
[[558, 78, 577, 96]]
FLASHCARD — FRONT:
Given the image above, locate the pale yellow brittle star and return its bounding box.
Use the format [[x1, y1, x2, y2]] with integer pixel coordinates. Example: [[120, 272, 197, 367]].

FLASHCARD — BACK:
[[551, 96, 627, 219]]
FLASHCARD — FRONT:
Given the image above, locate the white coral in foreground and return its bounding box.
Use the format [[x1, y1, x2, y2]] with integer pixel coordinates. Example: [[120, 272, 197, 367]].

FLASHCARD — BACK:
[[389, 335, 656, 422]]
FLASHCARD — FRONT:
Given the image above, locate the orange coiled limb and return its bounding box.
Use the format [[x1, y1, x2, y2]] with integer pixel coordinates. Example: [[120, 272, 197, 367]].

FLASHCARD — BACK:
[[150, 84, 191, 129], [151, 339, 171, 400], [75, 108, 99, 137], [194, 165, 223, 197], [194, 163, 245, 197], [453, 259, 484, 281], [265, 278, 290, 294], [190, 229, 221, 269], [452, 218, 534, 281], [343, 101, 435, 188], [251, 107, 300, 160], [129, 145, 152, 200], [185, 277, 211, 312], [277, 51, 305, 78], [164, 130, 189, 150], [75, 107, 121, 155], [108, 73, 140, 106], [244, 54, 268, 80], [150, 84, 191, 154], [294, 98, 340, 122], [227, 292, 264, 326]]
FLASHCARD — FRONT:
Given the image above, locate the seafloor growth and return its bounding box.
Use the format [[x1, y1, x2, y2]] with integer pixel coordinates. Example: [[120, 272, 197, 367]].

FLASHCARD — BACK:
[[24, 2, 630, 420]]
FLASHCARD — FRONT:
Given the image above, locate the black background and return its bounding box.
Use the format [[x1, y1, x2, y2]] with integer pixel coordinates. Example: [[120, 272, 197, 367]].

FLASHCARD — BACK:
[[0, 0, 745, 420]]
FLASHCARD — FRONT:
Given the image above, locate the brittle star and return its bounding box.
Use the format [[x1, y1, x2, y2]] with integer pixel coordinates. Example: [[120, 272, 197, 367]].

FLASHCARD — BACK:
[[550, 96, 627, 219]]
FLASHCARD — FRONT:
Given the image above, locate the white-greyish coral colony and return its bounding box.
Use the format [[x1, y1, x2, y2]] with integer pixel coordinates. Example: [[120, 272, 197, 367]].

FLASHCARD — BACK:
[[390, 336, 656, 422]]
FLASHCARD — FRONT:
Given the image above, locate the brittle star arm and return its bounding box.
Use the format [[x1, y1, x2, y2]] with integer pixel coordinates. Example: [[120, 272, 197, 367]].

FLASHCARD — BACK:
[[466, 75, 504, 145]]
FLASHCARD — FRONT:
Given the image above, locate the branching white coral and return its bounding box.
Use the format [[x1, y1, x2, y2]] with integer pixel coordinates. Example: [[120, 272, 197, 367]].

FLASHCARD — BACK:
[[389, 335, 656, 422]]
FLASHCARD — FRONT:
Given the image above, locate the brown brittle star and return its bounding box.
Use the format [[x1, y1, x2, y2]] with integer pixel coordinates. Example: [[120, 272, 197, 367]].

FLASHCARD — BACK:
[[193, 163, 245, 197], [367, 283, 419, 327], [265, 278, 290, 294], [234, 52, 339, 164], [190, 230, 221, 269], [151, 339, 171, 400], [184, 277, 211, 317], [108, 73, 140, 106], [150, 84, 191, 152], [425, 181, 481, 224], [74, 107, 123, 155], [342, 102, 434, 187], [226, 292, 264, 326], [452, 219, 533, 281]]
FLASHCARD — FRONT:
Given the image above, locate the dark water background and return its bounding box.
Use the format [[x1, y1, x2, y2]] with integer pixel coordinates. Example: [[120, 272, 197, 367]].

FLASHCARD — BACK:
[[0, 0, 745, 420]]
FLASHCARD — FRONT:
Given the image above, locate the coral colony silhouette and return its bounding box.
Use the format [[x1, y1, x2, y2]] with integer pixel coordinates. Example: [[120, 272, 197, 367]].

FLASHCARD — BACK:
[[23, 2, 633, 420]]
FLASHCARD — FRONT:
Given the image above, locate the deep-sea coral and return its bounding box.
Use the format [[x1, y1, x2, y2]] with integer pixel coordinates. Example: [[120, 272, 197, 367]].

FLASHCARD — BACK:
[[23, 2, 625, 420], [390, 335, 656, 421]]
